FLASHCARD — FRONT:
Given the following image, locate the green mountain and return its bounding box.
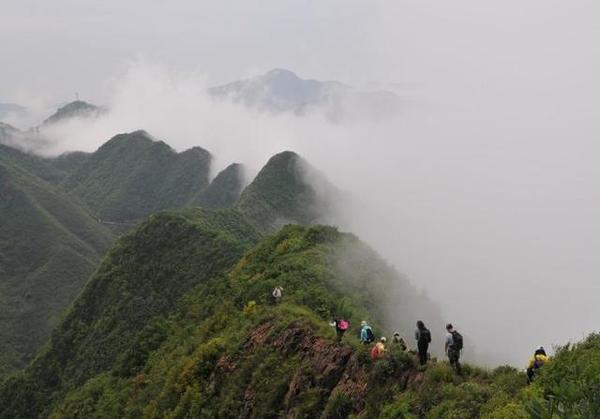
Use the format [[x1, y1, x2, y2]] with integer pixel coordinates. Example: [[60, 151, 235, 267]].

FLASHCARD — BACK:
[[0, 146, 114, 376], [0, 209, 439, 418], [42, 101, 104, 126], [63, 131, 212, 221], [0, 128, 344, 378], [236, 151, 335, 231], [194, 163, 245, 209], [1, 208, 597, 418], [49, 151, 90, 176]]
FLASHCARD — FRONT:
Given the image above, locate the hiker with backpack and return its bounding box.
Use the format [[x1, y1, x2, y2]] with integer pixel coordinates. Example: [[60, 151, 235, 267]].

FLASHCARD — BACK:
[[371, 337, 387, 361], [415, 320, 431, 365], [272, 286, 283, 304], [445, 323, 463, 374], [330, 318, 350, 342], [392, 332, 408, 352], [526, 347, 549, 384], [360, 321, 375, 344]]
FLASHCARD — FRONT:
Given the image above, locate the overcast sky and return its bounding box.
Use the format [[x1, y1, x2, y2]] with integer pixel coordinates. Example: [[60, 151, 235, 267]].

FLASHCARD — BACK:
[[3, 0, 600, 365]]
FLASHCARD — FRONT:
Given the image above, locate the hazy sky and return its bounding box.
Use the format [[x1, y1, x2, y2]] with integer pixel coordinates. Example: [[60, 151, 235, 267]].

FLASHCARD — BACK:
[[3, 1, 600, 365]]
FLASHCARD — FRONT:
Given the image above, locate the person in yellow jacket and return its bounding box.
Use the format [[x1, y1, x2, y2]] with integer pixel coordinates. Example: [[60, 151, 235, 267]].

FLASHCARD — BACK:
[[527, 347, 549, 383], [371, 337, 387, 361]]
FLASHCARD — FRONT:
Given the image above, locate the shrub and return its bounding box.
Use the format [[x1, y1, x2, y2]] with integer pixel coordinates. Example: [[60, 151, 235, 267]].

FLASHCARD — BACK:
[[322, 391, 353, 419], [481, 402, 529, 419]]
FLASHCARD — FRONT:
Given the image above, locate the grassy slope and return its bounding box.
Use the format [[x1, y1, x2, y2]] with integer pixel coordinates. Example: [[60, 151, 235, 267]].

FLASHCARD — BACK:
[[63, 131, 212, 220], [236, 151, 324, 232], [0, 208, 261, 418], [0, 219, 441, 418], [1, 211, 598, 418], [194, 163, 244, 209], [0, 137, 328, 378], [0, 155, 114, 376]]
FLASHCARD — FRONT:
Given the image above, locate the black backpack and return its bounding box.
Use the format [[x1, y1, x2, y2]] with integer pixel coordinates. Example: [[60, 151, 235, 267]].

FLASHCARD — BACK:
[[451, 331, 463, 350], [365, 327, 375, 343], [419, 328, 431, 344]]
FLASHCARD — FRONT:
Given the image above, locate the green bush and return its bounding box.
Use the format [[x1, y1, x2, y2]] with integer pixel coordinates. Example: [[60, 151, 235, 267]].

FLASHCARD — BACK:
[[323, 391, 353, 419]]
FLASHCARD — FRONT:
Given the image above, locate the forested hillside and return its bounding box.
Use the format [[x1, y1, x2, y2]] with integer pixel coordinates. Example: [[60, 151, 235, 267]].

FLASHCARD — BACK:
[[62, 131, 213, 221], [0, 146, 114, 375], [1, 210, 597, 418], [0, 209, 443, 418], [0, 132, 337, 378], [236, 151, 335, 232]]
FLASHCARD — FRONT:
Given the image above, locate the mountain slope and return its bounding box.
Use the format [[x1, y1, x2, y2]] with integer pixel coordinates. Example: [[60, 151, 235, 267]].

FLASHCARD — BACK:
[[2, 214, 596, 418], [209, 68, 349, 113], [63, 131, 212, 220], [42, 101, 103, 126], [0, 149, 114, 376], [236, 151, 335, 231], [0, 211, 444, 418], [209, 68, 401, 120], [194, 163, 245, 209], [0, 208, 261, 417], [0, 134, 339, 378]]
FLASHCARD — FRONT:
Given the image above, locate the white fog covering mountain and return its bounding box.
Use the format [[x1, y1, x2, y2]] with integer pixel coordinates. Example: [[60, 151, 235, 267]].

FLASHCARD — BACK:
[[2, 0, 600, 366]]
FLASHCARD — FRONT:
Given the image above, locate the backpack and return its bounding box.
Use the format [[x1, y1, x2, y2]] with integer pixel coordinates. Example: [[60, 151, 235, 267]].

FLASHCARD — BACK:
[[370, 345, 381, 360], [533, 356, 546, 369], [451, 331, 463, 350], [338, 319, 349, 331], [365, 327, 375, 343], [419, 328, 431, 344]]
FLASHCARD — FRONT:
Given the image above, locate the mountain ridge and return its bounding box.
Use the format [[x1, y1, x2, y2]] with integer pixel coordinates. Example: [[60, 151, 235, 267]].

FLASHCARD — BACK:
[[209, 68, 401, 120]]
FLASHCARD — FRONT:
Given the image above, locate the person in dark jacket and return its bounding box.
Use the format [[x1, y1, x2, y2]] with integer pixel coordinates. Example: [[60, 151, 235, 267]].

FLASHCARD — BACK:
[[415, 320, 431, 365], [445, 323, 463, 374]]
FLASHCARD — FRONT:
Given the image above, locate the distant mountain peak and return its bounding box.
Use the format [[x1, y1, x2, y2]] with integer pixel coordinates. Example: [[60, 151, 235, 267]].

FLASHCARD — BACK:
[[265, 68, 296, 76], [43, 100, 104, 125], [209, 69, 399, 119]]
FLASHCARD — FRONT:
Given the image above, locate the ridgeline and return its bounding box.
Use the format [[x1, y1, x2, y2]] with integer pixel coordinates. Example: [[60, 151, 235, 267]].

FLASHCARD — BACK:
[[0, 128, 598, 418]]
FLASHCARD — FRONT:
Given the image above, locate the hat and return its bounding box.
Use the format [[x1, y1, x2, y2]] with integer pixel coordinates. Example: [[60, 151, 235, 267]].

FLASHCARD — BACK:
[[380, 337, 387, 343]]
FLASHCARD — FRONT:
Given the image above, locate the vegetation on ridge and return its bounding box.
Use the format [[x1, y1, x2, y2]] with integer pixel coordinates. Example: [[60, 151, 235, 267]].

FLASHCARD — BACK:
[[0, 149, 114, 376], [0, 205, 598, 418]]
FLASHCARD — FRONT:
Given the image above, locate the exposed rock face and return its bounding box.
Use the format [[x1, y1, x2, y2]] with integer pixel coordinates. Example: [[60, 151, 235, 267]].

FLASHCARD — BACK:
[[233, 319, 422, 417]]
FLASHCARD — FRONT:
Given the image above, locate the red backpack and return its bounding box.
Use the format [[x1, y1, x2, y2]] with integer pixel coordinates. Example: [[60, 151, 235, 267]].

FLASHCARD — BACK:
[[371, 345, 382, 360], [338, 319, 349, 331]]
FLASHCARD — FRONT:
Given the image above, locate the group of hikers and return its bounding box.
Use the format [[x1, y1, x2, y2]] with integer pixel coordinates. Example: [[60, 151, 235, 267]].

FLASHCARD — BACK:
[[272, 286, 548, 381], [352, 319, 463, 374], [328, 314, 463, 372]]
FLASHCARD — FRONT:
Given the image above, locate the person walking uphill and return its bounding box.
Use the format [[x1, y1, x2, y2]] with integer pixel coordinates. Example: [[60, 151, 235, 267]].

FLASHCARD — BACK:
[[415, 320, 431, 365], [330, 318, 349, 342], [360, 321, 375, 344], [445, 323, 463, 374], [371, 337, 387, 360], [527, 347, 549, 384], [392, 332, 408, 352], [272, 286, 283, 304]]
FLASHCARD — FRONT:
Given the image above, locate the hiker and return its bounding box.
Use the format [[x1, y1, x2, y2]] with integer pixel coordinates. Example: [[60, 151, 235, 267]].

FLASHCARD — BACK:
[[392, 332, 408, 352], [360, 320, 375, 344], [526, 347, 549, 384], [445, 323, 463, 374], [330, 318, 350, 342], [272, 286, 283, 303], [371, 337, 387, 360], [415, 320, 431, 365]]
